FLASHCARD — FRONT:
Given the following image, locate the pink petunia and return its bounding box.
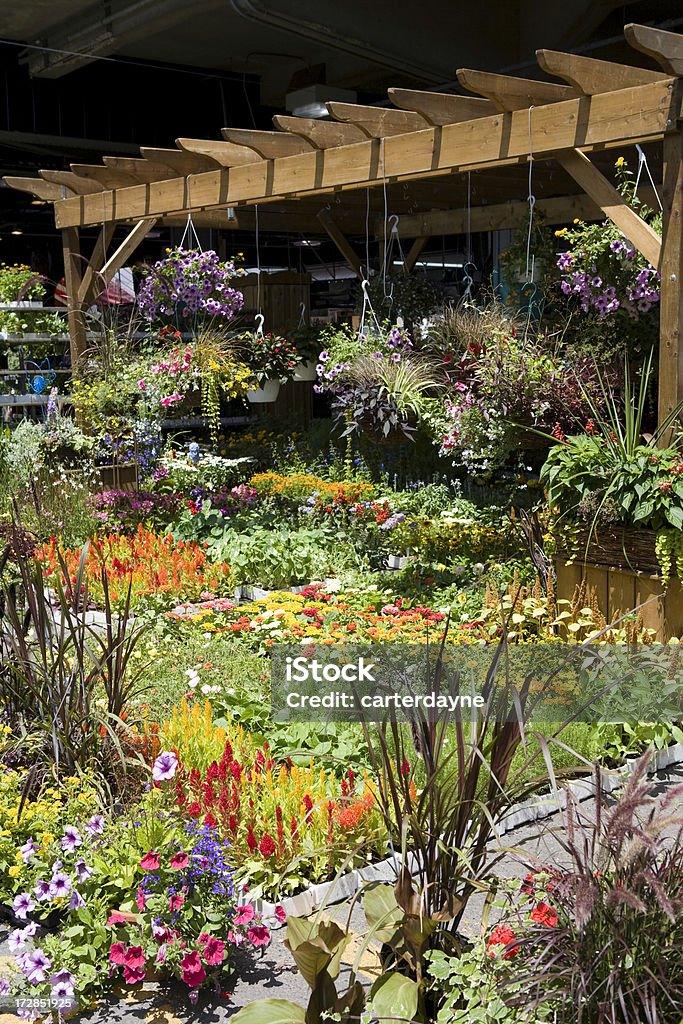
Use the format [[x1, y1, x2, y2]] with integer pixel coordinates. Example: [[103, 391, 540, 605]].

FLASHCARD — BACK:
[[139, 852, 160, 871], [180, 951, 206, 988], [108, 942, 127, 965], [169, 893, 185, 912], [169, 852, 189, 870], [123, 965, 146, 985], [202, 937, 225, 966], [247, 925, 271, 948], [274, 905, 287, 923], [233, 904, 254, 926], [123, 946, 145, 970]]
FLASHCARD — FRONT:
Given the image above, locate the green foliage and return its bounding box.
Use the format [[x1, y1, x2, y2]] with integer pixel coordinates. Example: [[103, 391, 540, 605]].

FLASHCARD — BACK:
[[0, 262, 45, 303]]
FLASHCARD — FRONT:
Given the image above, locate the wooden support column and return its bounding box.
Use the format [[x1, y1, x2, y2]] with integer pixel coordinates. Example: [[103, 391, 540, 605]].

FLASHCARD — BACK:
[[317, 208, 363, 277], [658, 124, 683, 432], [404, 236, 429, 271], [61, 227, 87, 374], [77, 223, 116, 307]]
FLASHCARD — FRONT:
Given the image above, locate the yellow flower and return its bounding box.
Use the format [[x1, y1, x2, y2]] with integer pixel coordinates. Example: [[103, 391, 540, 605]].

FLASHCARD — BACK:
[[554, 228, 567, 237], [8, 865, 21, 878], [615, 156, 625, 167]]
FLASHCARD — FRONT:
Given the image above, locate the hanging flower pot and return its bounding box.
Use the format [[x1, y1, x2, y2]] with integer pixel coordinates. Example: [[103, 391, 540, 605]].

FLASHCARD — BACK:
[[246, 378, 280, 403], [293, 360, 318, 382]]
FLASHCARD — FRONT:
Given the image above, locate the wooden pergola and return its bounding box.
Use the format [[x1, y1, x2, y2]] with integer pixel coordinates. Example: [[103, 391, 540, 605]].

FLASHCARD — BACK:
[[5, 22, 683, 428]]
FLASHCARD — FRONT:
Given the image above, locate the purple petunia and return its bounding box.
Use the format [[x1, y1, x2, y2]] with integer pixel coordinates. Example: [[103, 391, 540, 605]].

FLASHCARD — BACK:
[[19, 839, 36, 864], [85, 814, 105, 836], [153, 751, 178, 782], [61, 826, 82, 854], [50, 872, 72, 899], [34, 879, 53, 902], [13, 892, 35, 920], [24, 948, 51, 985], [74, 858, 93, 883]]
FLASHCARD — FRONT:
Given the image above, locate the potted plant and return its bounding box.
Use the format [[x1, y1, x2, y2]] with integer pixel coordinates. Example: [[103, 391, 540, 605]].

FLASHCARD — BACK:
[[291, 323, 322, 381], [238, 331, 299, 403], [0, 263, 45, 307], [137, 247, 245, 327]]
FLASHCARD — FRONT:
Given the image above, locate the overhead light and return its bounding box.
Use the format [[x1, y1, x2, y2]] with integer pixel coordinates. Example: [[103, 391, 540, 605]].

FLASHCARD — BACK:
[[11, 230, 22, 236], [285, 84, 357, 119], [30, 200, 47, 206], [227, 207, 236, 222], [293, 238, 322, 248], [393, 259, 463, 268]]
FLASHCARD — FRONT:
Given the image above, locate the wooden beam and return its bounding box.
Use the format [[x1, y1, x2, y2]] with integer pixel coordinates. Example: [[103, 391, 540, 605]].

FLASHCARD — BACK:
[[139, 146, 217, 175], [658, 122, 683, 430], [456, 69, 577, 111], [317, 208, 362, 277], [403, 236, 429, 271], [625, 22, 683, 77], [374, 188, 661, 239], [2, 176, 66, 201], [220, 128, 313, 158], [77, 223, 116, 306], [326, 101, 430, 136], [272, 115, 367, 148], [537, 49, 666, 94], [71, 164, 139, 188], [40, 169, 104, 195], [103, 156, 175, 182], [177, 138, 262, 167], [61, 227, 87, 373], [53, 80, 678, 229], [99, 218, 159, 286], [388, 88, 497, 124], [557, 149, 661, 267]]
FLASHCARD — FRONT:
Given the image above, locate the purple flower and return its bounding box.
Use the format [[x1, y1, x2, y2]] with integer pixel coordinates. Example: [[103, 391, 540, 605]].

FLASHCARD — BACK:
[[61, 826, 82, 853], [13, 892, 35, 920], [50, 969, 75, 998], [19, 839, 36, 864], [74, 858, 93, 883], [556, 253, 573, 270], [69, 890, 85, 910], [85, 814, 105, 836], [24, 948, 51, 985], [8, 929, 28, 953], [152, 751, 178, 782], [50, 872, 72, 899], [34, 879, 53, 902], [0, 979, 9, 996]]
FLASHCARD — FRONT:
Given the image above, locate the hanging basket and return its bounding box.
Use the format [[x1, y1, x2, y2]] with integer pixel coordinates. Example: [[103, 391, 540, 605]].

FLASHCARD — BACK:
[[247, 379, 281, 403], [293, 361, 318, 382]]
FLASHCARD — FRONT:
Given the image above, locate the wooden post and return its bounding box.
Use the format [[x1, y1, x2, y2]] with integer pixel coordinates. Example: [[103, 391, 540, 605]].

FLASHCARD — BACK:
[[61, 227, 87, 375], [658, 121, 683, 432]]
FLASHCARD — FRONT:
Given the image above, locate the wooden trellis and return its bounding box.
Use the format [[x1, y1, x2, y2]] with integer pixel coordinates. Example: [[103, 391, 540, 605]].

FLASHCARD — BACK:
[[5, 22, 683, 428]]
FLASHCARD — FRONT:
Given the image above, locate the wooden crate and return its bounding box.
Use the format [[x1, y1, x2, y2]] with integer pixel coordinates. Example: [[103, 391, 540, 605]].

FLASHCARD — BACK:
[[553, 556, 683, 640]]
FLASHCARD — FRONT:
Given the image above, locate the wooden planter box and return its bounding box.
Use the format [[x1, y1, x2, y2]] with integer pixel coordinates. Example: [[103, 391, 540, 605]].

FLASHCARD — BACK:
[[553, 555, 683, 641], [555, 527, 659, 575], [96, 462, 139, 492]]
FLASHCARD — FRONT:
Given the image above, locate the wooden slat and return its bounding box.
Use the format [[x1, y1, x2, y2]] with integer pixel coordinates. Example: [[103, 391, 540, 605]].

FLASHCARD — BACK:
[[77, 223, 116, 306], [663, 578, 683, 638], [403, 236, 429, 271], [658, 123, 683, 430], [554, 558, 583, 606], [625, 22, 683, 77], [557, 149, 661, 268], [139, 146, 217, 175], [177, 138, 261, 166], [607, 568, 637, 622], [537, 49, 666, 94], [317, 208, 362, 277], [374, 187, 661, 239], [52, 79, 678, 228], [326, 102, 430, 136], [272, 115, 367, 148], [70, 164, 139, 188], [40, 169, 104, 195], [103, 156, 175, 182], [634, 574, 666, 636], [456, 69, 577, 111], [220, 128, 313, 158], [61, 227, 87, 372], [2, 176, 65, 200], [585, 565, 609, 617], [99, 219, 158, 285], [388, 88, 497, 124]]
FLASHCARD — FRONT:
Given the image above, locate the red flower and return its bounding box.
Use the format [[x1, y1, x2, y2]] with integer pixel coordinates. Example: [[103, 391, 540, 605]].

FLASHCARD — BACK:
[[259, 833, 276, 858], [169, 893, 185, 912], [169, 852, 189, 870], [486, 925, 519, 959], [123, 946, 146, 969], [202, 936, 226, 966], [180, 950, 206, 988], [139, 851, 160, 871], [530, 902, 558, 927], [274, 905, 287, 924], [246, 825, 257, 852], [109, 942, 127, 965], [247, 924, 271, 947]]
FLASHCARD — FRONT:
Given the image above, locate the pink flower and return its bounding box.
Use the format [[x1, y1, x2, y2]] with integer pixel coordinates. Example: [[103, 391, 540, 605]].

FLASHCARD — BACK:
[[180, 950, 206, 988], [169, 852, 189, 870], [202, 937, 225, 966], [139, 851, 160, 871], [274, 905, 287, 924], [156, 946, 168, 965], [233, 905, 255, 926], [106, 911, 131, 927], [136, 888, 146, 911], [169, 893, 185, 912], [123, 946, 145, 969], [247, 925, 271, 948], [123, 966, 146, 985], [109, 942, 127, 965]]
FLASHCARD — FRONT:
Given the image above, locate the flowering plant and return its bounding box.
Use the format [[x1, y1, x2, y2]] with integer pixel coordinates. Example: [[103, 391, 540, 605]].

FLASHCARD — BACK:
[[137, 247, 244, 324], [238, 331, 299, 383], [0, 263, 45, 303], [37, 525, 233, 610], [555, 158, 661, 320], [89, 489, 182, 531], [152, 450, 255, 494]]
